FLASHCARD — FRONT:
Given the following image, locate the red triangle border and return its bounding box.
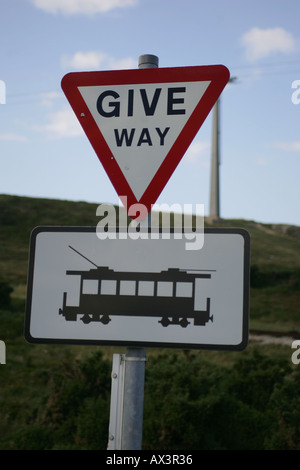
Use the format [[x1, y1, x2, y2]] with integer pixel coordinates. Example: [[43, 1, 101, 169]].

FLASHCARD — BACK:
[[61, 65, 230, 218]]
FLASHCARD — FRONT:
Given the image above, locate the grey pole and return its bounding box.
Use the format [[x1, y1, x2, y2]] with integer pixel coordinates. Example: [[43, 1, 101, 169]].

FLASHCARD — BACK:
[[209, 99, 220, 221], [208, 77, 236, 222], [138, 54, 159, 69], [120, 54, 159, 451], [120, 349, 147, 449], [138, 54, 158, 227]]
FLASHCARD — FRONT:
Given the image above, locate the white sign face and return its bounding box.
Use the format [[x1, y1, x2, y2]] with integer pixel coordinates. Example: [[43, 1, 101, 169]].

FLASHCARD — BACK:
[[79, 81, 210, 201], [25, 227, 250, 350], [61, 66, 230, 215]]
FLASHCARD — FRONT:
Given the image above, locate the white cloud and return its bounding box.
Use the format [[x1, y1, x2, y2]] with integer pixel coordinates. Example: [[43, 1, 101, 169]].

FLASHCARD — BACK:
[[31, 0, 138, 15], [107, 56, 137, 70], [61, 51, 136, 70], [274, 141, 300, 152], [61, 51, 108, 70], [257, 156, 268, 166], [39, 91, 61, 107], [185, 141, 210, 164], [34, 107, 84, 139], [241, 27, 295, 62], [0, 133, 28, 142]]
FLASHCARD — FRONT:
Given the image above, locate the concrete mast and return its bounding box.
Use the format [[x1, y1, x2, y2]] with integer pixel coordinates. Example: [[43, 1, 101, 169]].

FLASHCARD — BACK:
[[209, 99, 220, 222]]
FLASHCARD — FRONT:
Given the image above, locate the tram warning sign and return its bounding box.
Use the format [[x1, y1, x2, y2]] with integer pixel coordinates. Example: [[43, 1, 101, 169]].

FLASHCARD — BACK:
[[61, 65, 230, 216], [25, 227, 249, 350]]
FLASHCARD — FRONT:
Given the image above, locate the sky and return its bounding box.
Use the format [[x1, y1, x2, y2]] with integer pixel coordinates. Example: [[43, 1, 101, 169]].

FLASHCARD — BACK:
[[1, 0, 300, 227]]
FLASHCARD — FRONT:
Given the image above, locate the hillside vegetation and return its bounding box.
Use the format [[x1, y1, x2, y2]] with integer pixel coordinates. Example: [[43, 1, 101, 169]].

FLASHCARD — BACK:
[[0, 194, 300, 450], [1, 193, 299, 331]]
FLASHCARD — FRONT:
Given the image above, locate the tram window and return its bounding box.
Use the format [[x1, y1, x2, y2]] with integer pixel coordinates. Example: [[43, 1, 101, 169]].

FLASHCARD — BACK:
[[157, 281, 173, 297], [176, 282, 193, 297], [82, 279, 98, 295], [138, 281, 154, 296], [101, 280, 117, 295], [120, 280, 136, 296]]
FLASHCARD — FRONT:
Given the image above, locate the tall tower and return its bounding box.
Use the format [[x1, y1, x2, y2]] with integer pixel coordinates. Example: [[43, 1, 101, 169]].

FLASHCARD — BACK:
[[209, 99, 220, 222]]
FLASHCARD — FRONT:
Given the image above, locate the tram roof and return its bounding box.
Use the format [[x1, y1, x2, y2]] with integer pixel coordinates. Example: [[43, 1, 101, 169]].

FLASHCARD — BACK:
[[65, 266, 212, 281]]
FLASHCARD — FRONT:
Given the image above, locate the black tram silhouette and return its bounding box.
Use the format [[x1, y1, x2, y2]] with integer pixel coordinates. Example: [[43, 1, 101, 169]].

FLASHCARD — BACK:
[[59, 246, 214, 328]]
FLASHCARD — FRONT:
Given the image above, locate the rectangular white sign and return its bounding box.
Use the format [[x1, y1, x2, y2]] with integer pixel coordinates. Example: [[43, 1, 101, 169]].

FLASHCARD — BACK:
[[25, 227, 250, 350]]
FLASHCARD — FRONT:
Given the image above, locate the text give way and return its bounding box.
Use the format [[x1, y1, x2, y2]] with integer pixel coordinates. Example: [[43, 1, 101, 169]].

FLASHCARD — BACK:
[[78, 81, 210, 200]]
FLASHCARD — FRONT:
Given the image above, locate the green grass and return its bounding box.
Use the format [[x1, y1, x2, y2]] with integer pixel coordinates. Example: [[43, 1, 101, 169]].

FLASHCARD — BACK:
[[1, 193, 299, 331], [1, 307, 299, 450], [1, 194, 300, 449]]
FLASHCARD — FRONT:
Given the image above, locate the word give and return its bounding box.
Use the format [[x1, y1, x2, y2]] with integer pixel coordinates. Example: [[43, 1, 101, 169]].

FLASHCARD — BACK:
[[96, 86, 186, 148]]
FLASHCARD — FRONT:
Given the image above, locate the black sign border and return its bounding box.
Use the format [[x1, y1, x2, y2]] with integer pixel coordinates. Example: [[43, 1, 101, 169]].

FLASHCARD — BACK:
[[24, 226, 250, 351]]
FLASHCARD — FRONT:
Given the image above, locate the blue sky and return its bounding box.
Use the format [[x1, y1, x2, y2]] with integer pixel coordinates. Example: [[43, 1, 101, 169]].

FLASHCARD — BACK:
[[1, 0, 300, 226]]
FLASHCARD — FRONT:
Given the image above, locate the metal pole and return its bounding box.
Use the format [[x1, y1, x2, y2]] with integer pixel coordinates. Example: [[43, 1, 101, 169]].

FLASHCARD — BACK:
[[209, 99, 220, 221], [138, 54, 158, 227], [208, 77, 237, 222], [138, 54, 159, 69], [119, 54, 159, 450], [120, 350, 147, 449]]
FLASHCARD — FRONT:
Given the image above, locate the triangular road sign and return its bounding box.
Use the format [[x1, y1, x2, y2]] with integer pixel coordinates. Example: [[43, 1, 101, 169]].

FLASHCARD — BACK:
[[61, 65, 229, 218]]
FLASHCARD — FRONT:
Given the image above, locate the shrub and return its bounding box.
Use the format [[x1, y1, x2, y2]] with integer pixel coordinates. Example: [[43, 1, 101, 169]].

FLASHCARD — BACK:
[[2, 350, 111, 450], [2, 348, 300, 450], [142, 349, 299, 450], [0, 280, 13, 309]]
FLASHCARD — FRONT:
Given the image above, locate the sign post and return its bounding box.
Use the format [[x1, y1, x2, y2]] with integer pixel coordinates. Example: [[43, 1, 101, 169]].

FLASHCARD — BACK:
[[25, 56, 246, 451], [112, 55, 158, 450], [25, 225, 250, 448]]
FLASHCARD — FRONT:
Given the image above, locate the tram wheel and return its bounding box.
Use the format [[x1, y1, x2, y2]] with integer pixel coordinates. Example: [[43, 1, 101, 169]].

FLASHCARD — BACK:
[[159, 316, 170, 327], [81, 313, 92, 324], [179, 317, 190, 328], [101, 314, 111, 325]]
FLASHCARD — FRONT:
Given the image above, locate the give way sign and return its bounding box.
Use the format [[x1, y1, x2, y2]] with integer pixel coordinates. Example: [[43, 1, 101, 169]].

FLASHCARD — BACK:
[[61, 65, 229, 217]]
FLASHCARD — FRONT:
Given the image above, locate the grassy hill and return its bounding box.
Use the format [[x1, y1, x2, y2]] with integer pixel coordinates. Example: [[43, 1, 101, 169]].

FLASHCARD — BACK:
[[1, 194, 300, 450], [1, 193, 299, 331]]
